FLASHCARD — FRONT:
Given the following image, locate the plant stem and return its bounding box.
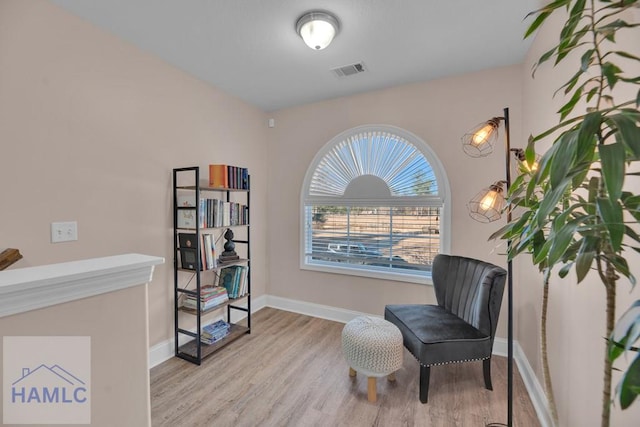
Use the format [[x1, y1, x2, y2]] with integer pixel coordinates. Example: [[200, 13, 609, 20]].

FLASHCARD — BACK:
[[601, 261, 617, 427], [589, 0, 606, 111], [541, 272, 559, 426]]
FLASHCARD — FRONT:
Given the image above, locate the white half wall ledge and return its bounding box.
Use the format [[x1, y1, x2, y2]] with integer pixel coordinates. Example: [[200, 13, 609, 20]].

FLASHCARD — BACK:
[[0, 253, 164, 318]]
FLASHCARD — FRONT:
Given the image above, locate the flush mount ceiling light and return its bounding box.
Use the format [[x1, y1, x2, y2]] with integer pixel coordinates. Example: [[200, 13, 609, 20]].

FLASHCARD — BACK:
[[296, 11, 340, 50]]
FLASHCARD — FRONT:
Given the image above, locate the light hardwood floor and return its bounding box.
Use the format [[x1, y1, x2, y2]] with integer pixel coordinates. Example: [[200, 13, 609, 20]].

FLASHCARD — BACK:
[[150, 308, 540, 427]]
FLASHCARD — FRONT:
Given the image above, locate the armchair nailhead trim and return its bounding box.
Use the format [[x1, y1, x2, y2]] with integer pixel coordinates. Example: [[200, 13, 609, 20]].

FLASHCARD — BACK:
[[405, 347, 489, 367]]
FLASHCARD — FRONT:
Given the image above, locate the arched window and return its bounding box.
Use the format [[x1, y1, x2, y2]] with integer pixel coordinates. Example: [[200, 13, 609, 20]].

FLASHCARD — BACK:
[[301, 125, 451, 284]]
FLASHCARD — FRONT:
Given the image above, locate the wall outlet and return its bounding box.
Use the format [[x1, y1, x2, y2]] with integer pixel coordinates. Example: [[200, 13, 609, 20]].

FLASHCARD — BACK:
[[51, 221, 78, 243]]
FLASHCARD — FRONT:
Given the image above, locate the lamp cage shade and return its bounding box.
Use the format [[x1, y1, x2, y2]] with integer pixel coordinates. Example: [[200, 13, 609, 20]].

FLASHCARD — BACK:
[[467, 182, 506, 223], [462, 117, 502, 158]]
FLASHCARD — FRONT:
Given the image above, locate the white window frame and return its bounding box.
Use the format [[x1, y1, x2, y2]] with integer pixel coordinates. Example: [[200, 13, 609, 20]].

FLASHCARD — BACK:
[[300, 125, 451, 285]]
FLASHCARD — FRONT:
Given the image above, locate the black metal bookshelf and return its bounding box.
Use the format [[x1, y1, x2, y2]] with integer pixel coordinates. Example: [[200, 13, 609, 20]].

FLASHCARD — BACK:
[[172, 166, 251, 365]]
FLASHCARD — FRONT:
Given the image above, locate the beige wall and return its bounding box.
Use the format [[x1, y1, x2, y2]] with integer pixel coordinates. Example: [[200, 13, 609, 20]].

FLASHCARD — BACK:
[[0, 0, 268, 349], [267, 66, 523, 334], [0, 285, 151, 427], [4, 1, 640, 425], [520, 7, 640, 427]]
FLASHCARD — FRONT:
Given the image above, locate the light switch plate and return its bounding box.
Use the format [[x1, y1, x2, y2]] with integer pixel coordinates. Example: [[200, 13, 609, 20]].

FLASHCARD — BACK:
[[51, 221, 78, 243]]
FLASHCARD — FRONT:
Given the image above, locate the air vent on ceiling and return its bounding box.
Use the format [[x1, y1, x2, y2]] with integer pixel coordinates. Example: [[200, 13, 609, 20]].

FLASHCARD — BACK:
[[331, 62, 366, 78]]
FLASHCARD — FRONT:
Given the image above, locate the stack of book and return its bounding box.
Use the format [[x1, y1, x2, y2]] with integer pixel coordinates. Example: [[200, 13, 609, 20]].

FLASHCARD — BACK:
[[201, 320, 230, 345], [217, 265, 249, 299], [178, 233, 217, 271], [209, 164, 249, 190], [182, 286, 229, 311], [177, 196, 248, 229]]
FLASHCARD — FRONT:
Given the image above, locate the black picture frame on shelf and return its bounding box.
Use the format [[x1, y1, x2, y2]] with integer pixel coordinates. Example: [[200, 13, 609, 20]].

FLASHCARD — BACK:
[[179, 248, 198, 270], [178, 233, 198, 270]]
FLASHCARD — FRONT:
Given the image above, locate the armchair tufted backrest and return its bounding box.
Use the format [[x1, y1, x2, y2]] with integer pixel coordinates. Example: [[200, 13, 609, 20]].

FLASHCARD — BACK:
[[431, 254, 507, 337]]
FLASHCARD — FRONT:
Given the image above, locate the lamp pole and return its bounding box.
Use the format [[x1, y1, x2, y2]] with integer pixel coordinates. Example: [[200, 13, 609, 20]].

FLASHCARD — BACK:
[[464, 107, 514, 427], [503, 107, 513, 427]]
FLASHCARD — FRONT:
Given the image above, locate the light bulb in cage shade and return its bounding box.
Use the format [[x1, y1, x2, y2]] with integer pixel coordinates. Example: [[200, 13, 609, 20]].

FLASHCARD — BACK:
[[462, 117, 502, 158], [511, 148, 541, 173], [467, 181, 506, 223]]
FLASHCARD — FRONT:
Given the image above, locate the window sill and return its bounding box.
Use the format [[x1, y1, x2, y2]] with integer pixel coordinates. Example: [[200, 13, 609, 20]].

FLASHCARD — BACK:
[[300, 260, 433, 285]]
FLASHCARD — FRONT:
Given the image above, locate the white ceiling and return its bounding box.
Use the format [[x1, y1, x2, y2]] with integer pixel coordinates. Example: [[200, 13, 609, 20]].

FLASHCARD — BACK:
[[51, 0, 542, 112]]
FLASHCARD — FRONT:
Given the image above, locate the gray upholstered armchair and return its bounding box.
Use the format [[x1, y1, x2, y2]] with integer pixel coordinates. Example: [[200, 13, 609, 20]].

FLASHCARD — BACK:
[[384, 254, 507, 403]]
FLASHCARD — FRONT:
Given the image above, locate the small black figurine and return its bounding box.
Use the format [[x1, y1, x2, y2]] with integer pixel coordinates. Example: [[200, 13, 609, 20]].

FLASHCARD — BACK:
[[219, 228, 239, 262]]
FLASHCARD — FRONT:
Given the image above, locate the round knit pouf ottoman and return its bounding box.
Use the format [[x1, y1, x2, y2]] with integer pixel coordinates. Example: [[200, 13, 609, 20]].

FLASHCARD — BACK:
[[342, 316, 403, 402]]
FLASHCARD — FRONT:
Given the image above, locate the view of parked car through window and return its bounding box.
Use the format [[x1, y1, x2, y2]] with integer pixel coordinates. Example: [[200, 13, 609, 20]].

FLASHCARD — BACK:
[[308, 206, 440, 272]]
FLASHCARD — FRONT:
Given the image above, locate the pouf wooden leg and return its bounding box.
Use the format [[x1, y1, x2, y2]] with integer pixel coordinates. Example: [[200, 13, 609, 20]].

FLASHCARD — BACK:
[[387, 372, 396, 382], [367, 377, 377, 402], [349, 367, 357, 377]]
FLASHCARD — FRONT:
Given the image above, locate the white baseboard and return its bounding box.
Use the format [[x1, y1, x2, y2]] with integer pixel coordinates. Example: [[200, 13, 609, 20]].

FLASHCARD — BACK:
[[149, 295, 267, 368], [264, 294, 374, 323], [513, 340, 554, 427], [149, 295, 552, 427], [492, 337, 552, 427]]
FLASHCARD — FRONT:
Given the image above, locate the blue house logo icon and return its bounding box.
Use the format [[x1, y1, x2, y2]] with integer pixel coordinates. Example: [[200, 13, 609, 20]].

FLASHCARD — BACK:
[[11, 364, 88, 404]]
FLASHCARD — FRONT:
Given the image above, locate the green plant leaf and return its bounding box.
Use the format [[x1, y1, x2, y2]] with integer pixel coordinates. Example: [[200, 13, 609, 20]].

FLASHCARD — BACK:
[[622, 192, 640, 222], [558, 88, 584, 120], [532, 46, 557, 77], [625, 225, 640, 244], [548, 218, 580, 266], [587, 176, 599, 216], [571, 164, 591, 191], [525, 135, 537, 167], [611, 300, 640, 355], [532, 114, 585, 142], [599, 142, 625, 201], [550, 130, 578, 188], [577, 111, 601, 151], [597, 197, 625, 251], [576, 236, 598, 282], [602, 62, 623, 88], [556, 5, 586, 63], [607, 254, 634, 284], [558, 262, 573, 278], [581, 48, 595, 71], [619, 355, 640, 409], [610, 300, 640, 408], [534, 238, 553, 265], [605, 114, 640, 159], [611, 50, 640, 62], [525, 11, 553, 39], [569, 0, 586, 20], [537, 180, 570, 228]]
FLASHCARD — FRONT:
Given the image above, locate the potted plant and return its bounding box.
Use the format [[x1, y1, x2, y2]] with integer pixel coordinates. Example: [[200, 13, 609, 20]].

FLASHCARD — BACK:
[[492, 1, 640, 426]]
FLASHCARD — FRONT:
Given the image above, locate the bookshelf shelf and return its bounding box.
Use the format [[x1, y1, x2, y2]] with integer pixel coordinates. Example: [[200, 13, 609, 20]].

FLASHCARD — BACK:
[[178, 294, 250, 316], [175, 258, 249, 274], [173, 166, 251, 366], [176, 185, 249, 193], [177, 324, 250, 362]]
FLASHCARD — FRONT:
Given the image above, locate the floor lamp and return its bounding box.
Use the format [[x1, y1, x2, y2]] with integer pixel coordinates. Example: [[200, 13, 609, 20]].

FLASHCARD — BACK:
[[462, 107, 514, 427]]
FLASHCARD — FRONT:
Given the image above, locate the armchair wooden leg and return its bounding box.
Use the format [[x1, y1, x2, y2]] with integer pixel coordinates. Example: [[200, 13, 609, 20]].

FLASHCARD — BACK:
[[419, 365, 430, 403], [483, 358, 493, 390]]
